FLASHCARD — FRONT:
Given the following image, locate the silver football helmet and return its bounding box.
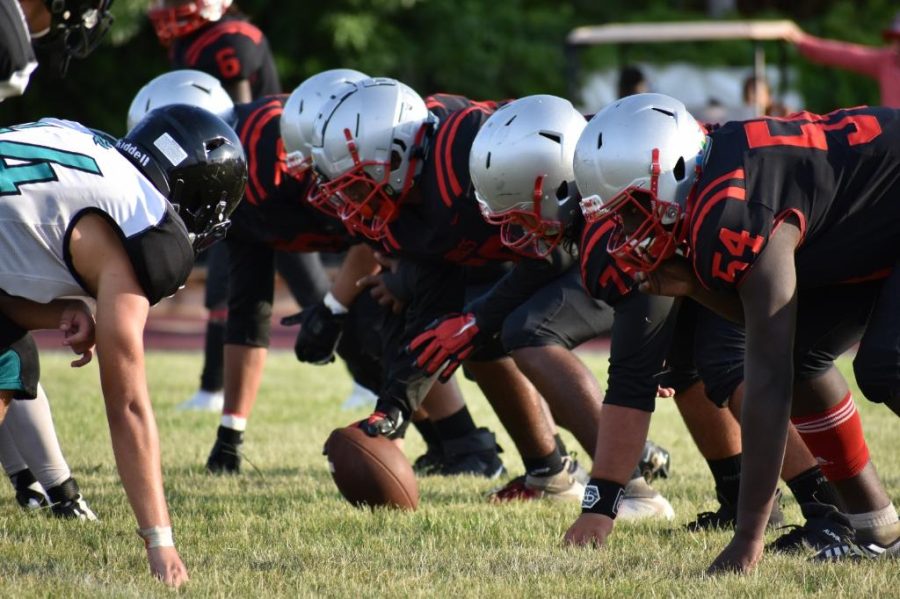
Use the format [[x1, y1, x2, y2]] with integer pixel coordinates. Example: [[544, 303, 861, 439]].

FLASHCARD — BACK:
[[574, 93, 706, 270], [309, 77, 436, 239], [280, 69, 369, 177], [127, 69, 235, 133], [470, 94, 586, 257]]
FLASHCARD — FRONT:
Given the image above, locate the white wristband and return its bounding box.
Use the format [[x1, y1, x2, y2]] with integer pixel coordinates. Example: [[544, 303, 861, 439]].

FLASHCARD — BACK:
[[137, 525, 175, 549], [323, 291, 348, 315]]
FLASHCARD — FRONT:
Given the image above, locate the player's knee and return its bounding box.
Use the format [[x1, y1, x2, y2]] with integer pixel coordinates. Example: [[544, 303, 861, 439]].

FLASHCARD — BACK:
[[225, 303, 272, 347], [853, 357, 900, 404], [791, 391, 870, 481]]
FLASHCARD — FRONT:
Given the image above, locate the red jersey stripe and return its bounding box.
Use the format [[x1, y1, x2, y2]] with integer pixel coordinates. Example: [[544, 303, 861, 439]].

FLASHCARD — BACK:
[[433, 109, 472, 207], [580, 219, 617, 288], [185, 21, 263, 67], [239, 99, 282, 205]]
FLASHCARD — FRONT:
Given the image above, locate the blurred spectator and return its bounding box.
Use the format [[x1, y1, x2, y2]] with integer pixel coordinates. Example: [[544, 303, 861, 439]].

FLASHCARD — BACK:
[[617, 65, 648, 98], [786, 14, 900, 107], [736, 75, 788, 119]]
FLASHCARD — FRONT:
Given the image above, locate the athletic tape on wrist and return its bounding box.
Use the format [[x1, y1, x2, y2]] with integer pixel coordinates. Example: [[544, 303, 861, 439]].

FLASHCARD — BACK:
[[324, 291, 348, 315], [137, 525, 175, 549], [581, 479, 625, 519]]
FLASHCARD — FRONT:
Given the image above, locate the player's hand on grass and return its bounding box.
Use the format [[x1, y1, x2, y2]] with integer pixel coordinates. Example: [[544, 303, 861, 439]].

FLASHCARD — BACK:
[[147, 545, 189, 588], [706, 531, 764, 575], [563, 513, 615, 548], [636, 255, 697, 298], [59, 300, 95, 367]]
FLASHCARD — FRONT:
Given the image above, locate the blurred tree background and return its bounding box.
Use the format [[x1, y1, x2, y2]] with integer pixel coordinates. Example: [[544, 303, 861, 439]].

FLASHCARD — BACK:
[[0, 0, 895, 135]]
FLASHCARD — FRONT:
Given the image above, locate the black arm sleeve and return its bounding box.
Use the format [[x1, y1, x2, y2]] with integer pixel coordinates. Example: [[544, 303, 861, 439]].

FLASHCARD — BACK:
[[467, 248, 574, 334], [603, 293, 680, 413]]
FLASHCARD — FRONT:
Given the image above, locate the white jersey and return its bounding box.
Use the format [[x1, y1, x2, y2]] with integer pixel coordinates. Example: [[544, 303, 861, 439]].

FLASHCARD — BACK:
[[0, 119, 181, 303]]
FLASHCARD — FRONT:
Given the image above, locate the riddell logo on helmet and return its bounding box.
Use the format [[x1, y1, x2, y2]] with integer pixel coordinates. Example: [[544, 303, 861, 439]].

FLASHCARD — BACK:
[[115, 141, 151, 167]]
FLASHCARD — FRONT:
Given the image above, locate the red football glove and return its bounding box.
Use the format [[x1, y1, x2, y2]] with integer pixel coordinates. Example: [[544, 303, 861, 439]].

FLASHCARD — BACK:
[[408, 313, 481, 383]]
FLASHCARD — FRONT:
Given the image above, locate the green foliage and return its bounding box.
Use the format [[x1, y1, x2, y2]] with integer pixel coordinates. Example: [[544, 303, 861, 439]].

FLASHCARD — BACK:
[[0, 351, 896, 596], [0, 1, 895, 133]]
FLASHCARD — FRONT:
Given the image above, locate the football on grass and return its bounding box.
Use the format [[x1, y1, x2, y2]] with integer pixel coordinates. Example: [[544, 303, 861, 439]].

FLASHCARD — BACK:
[[324, 425, 419, 510]]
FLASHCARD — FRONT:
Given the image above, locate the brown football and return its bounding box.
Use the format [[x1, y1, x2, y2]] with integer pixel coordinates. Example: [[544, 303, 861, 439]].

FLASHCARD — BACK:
[[324, 425, 419, 510]]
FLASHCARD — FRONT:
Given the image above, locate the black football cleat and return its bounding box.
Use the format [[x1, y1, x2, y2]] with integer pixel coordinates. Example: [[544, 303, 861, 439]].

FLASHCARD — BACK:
[[439, 428, 505, 479], [768, 502, 854, 553], [206, 426, 243, 474], [686, 488, 784, 531], [10, 468, 48, 511], [47, 478, 98, 521]]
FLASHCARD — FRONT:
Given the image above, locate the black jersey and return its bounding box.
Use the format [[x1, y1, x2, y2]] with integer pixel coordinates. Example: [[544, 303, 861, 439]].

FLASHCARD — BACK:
[[380, 103, 521, 266], [0, 0, 36, 100], [425, 93, 501, 115], [169, 16, 280, 98], [689, 107, 900, 291], [232, 96, 350, 253]]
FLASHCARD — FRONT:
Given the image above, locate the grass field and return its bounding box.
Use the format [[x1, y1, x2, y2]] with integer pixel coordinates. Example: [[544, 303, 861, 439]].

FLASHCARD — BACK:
[[0, 350, 897, 597]]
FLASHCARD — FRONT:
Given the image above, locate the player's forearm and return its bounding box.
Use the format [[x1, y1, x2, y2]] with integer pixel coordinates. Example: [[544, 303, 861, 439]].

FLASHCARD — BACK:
[[104, 385, 172, 529], [335, 243, 379, 306], [0, 296, 86, 331], [590, 404, 650, 483]]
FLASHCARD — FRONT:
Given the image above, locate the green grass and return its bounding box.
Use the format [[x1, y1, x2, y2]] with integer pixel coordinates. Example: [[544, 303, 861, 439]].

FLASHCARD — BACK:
[[0, 350, 897, 597]]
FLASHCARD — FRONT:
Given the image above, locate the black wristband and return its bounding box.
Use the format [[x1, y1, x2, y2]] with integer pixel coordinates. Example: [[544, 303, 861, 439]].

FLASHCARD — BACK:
[[581, 478, 626, 519]]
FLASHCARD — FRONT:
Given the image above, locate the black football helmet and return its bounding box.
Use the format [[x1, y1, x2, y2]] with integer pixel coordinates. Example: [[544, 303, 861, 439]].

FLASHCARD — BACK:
[[115, 104, 247, 253], [33, 0, 115, 73]]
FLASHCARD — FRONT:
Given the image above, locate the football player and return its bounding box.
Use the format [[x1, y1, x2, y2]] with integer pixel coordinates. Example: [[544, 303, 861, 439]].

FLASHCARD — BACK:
[[406, 95, 674, 511], [148, 0, 332, 412], [1, 0, 113, 99], [0, 105, 246, 585], [466, 95, 847, 547], [576, 93, 900, 571], [0, 0, 113, 520], [308, 78, 673, 505], [127, 69, 500, 477]]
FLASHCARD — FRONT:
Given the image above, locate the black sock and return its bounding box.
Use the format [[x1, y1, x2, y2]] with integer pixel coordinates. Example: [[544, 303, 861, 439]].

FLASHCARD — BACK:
[[523, 448, 565, 477], [708, 454, 742, 506], [554, 434, 569, 457], [216, 425, 243, 446], [788, 466, 842, 516], [200, 320, 226, 391], [433, 406, 477, 441], [9, 468, 37, 492], [413, 418, 442, 450]]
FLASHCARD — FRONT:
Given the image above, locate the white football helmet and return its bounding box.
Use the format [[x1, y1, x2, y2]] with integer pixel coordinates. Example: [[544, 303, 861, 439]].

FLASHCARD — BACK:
[[470, 95, 586, 257], [574, 93, 706, 270], [309, 77, 436, 239], [280, 69, 369, 176], [127, 69, 235, 132]]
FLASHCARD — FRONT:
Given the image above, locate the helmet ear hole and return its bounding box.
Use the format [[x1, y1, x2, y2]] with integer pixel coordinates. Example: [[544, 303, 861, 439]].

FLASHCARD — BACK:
[[205, 136, 228, 153], [555, 180, 569, 201], [673, 156, 686, 181], [390, 149, 403, 171]]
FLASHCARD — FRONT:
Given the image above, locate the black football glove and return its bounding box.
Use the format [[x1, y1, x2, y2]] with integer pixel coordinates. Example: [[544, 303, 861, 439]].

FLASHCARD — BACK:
[[281, 301, 346, 365]]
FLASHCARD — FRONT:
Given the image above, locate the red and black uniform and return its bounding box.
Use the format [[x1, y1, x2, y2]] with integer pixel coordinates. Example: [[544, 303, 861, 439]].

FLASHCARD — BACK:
[[580, 216, 750, 411], [225, 96, 352, 348], [168, 15, 280, 97], [688, 106, 900, 403]]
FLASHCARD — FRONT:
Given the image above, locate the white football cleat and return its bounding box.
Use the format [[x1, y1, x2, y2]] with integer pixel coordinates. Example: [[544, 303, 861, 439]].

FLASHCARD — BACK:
[[340, 382, 378, 410], [176, 389, 224, 412], [617, 476, 675, 521]]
